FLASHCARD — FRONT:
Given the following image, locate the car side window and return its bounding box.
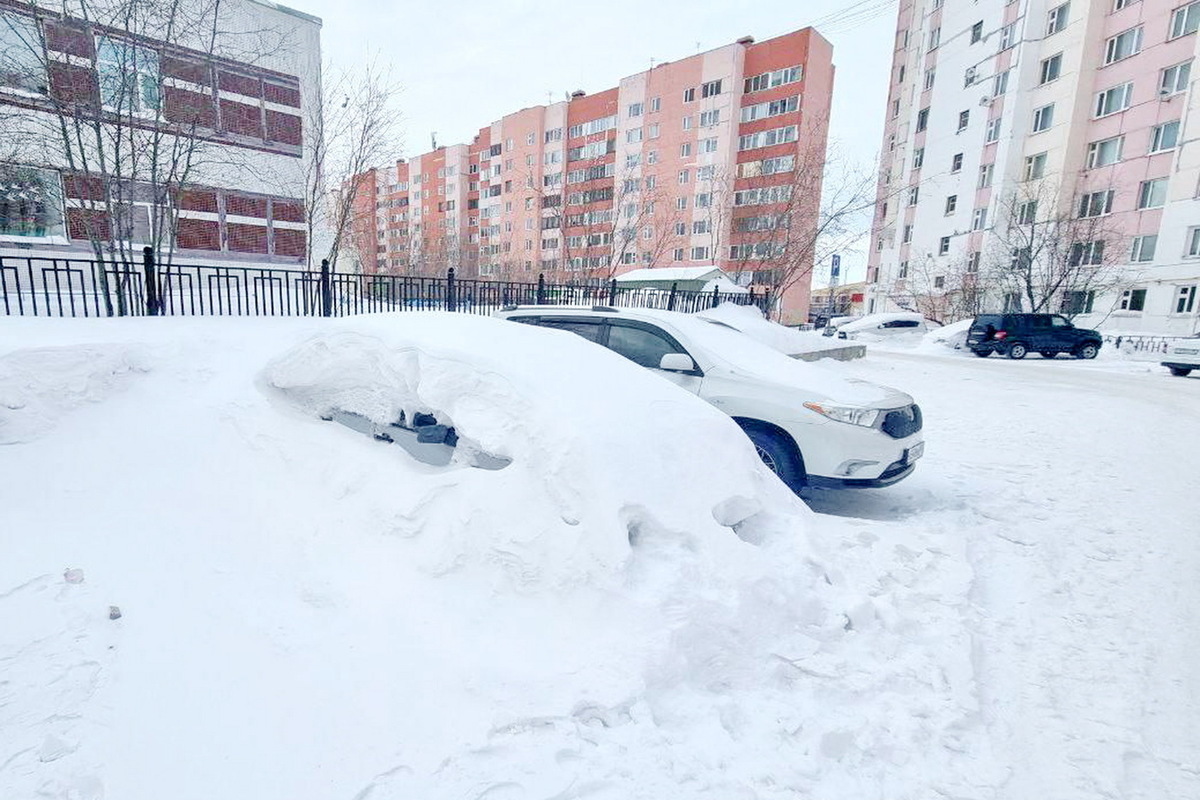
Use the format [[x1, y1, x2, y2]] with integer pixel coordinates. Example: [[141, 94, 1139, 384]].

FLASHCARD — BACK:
[[606, 324, 684, 369], [538, 319, 605, 343], [882, 319, 920, 329], [1050, 316, 1072, 327], [1030, 316, 1050, 329]]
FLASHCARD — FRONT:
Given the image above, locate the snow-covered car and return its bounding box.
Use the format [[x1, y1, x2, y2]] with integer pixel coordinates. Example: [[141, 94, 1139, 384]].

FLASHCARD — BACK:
[[835, 312, 931, 341], [1162, 335, 1200, 376], [821, 315, 861, 337], [495, 306, 925, 489]]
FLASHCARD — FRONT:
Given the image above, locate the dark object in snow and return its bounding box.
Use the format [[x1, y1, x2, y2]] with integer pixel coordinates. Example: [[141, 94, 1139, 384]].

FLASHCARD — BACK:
[[109, 605, 122, 620]]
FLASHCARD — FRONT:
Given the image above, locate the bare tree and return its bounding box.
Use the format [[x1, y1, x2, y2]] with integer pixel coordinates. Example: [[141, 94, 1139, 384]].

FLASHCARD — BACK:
[[981, 181, 1131, 318], [307, 60, 402, 273], [888, 253, 986, 325]]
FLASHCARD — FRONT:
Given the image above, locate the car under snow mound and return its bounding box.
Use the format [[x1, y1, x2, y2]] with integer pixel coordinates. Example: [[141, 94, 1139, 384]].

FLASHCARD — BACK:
[[0, 314, 996, 800]]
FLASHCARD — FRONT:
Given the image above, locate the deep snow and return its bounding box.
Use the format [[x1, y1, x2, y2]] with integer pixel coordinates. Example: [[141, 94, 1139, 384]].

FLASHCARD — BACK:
[[2, 314, 1197, 799]]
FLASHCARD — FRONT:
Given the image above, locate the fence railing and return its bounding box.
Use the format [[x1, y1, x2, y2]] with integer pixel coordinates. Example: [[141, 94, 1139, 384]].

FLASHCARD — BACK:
[[1101, 333, 1190, 355], [1, 249, 769, 320]]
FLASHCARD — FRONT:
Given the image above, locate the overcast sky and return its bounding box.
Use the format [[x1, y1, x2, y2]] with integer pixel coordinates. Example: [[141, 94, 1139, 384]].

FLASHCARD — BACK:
[[292, 0, 899, 284]]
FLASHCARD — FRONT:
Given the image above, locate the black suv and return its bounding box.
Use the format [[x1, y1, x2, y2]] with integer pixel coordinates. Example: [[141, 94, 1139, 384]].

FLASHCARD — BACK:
[[967, 314, 1102, 359]]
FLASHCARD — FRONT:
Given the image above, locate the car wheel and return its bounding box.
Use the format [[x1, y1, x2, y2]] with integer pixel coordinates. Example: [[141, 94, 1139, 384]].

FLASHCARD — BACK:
[[1169, 366, 1193, 377], [972, 349, 991, 357], [738, 422, 804, 489], [1074, 342, 1099, 360], [1006, 342, 1028, 360]]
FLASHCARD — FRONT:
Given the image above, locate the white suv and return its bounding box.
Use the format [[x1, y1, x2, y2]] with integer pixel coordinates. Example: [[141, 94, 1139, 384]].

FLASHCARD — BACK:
[[1162, 335, 1200, 377], [495, 306, 924, 489]]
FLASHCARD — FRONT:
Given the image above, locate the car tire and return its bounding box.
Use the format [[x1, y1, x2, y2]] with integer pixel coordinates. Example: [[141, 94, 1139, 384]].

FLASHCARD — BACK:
[[1006, 342, 1028, 360], [1169, 366, 1192, 377], [738, 422, 804, 489], [1074, 342, 1099, 360], [972, 349, 991, 357]]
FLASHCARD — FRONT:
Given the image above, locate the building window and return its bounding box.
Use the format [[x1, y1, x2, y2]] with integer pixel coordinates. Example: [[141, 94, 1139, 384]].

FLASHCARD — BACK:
[[0, 164, 66, 240], [899, 260, 909, 278], [701, 137, 718, 153], [924, 68, 936, 90], [680, 142, 692, 157], [700, 79, 722, 98], [1188, 227, 1200, 256], [967, 251, 981, 272], [1161, 60, 1192, 94], [650, 97, 661, 112], [1176, 285, 1197, 313], [695, 192, 711, 208], [0, 11, 46, 94], [913, 147, 925, 169], [691, 245, 710, 260], [1094, 82, 1133, 117], [1078, 189, 1115, 217], [978, 163, 994, 188], [964, 66, 978, 87], [683, 87, 695, 102], [626, 128, 643, 143], [971, 21, 984, 42], [1018, 200, 1038, 224], [1104, 27, 1143, 63], [1114, 0, 1139, 9], [993, 69, 1010, 96], [1047, 3, 1070, 34], [957, 110, 970, 131], [939, 236, 951, 255], [903, 224, 913, 243], [1062, 290, 1095, 315], [1025, 152, 1047, 180], [1137, 178, 1168, 209], [908, 186, 920, 205], [628, 102, 643, 117], [699, 109, 720, 127], [951, 153, 963, 173], [933, 275, 946, 289], [678, 169, 689, 184], [1120, 288, 1146, 310], [945, 195, 958, 214], [1032, 104, 1055, 132], [916, 107, 930, 132], [672, 248, 684, 261], [985, 117, 1002, 143], [929, 26, 941, 49], [1151, 121, 1181, 153], [743, 65, 802, 94], [999, 22, 1018, 49], [676, 197, 687, 210], [97, 36, 161, 114], [972, 207, 988, 230], [1171, 2, 1200, 37], [682, 115, 693, 131], [1131, 234, 1158, 262], [1070, 240, 1106, 266], [1086, 135, 1124, 167], [1040, 53, 1063, 84]]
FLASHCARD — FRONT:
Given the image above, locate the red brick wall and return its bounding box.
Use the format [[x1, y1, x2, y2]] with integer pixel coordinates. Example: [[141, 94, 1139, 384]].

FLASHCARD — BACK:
[[264, 83, 301, 108], [218, 72, 262, 99], [43, 21, 93, 59], [265, 110, 302, 146], [227, 223, 269, 253], [272, 201, 304, 223], [49, 63, 97, 105], [273, 228, 306, 257], [66, 208, 109, 240], [164, 87, 218, 128], [161, 56, 212, 86], [179, 190, 219, 213], [177, 218, 221, 251], [220, 100, 264, 138], [226, 195, 268, 219]]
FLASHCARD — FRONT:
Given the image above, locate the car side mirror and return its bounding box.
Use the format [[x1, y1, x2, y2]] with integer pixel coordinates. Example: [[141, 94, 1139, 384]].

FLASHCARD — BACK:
[[659, 353, 696, 372]]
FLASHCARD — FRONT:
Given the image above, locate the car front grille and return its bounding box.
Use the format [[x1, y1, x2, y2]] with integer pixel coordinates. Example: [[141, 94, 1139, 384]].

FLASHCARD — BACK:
[[881, 404, 923, 439]]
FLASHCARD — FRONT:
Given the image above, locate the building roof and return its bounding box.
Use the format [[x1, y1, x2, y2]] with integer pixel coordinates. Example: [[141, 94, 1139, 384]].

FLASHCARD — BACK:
[[615, 266, 727, 284]]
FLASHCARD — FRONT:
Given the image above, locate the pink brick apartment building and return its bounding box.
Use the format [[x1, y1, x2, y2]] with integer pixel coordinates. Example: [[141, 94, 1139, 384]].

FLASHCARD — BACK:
[[868, 0, 1200, 334], [351, 28, 834, 324], [0, 0, 320, 265]]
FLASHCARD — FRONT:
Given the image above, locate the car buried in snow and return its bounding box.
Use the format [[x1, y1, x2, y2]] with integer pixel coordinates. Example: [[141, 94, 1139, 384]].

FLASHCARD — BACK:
[[495, 305, 925, 489], [1162, 334, 1200, 377]]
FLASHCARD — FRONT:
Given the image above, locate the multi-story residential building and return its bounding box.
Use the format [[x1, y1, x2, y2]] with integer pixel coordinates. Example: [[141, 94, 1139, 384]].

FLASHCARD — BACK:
[[348, 28, 834, 324], [868, 0, 1200, 334], [0, 0, 320, 266]]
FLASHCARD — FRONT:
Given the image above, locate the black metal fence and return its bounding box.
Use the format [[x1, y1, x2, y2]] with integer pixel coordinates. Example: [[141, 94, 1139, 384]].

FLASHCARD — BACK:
[[1101, 332, 1190, 355], [1, 249, 770, 319]]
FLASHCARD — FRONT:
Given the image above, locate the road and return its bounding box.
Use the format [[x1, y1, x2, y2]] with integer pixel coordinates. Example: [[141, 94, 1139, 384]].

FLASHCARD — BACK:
[[805, 348, 1200, 799]]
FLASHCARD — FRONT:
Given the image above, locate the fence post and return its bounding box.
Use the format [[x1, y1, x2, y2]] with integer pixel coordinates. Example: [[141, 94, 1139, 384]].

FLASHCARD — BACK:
[[711, 284, 720, 308], [142, 246, 159, 316], [537, 273, 546, 305], [446, 267, 457, 313], [608, 278, 617, 307], [667, 282, 677, 311], [319, 259, 332, 317]]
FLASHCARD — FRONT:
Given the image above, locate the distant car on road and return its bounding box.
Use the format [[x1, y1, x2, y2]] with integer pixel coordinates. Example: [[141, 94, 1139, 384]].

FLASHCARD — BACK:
[[1162, 335, 1200, 376], [495, 305, 925, 489], [966, 313, 1102, 360]]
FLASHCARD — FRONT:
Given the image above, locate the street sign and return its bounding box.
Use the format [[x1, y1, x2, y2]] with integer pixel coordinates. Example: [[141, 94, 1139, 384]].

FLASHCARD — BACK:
[[831, 254, 841, 278]]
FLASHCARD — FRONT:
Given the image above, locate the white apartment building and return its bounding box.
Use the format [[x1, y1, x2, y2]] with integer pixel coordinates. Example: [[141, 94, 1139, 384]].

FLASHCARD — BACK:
[[868, 0, 1200, 334]]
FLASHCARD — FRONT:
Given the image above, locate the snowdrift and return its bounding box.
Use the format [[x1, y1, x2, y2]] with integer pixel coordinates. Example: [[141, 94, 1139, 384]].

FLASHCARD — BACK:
[[1, 314, 993, 799], [697, 302, 849, 357]]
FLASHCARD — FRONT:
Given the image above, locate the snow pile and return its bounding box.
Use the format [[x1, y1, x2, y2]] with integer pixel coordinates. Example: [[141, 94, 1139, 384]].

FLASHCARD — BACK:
[[1, 314, 997, 799], [921, 318, 974, 351], [697, 302, 849, 356]]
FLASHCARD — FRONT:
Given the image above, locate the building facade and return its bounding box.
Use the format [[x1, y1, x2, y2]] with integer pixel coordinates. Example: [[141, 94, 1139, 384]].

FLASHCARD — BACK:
[[0, 0, 320, 266], [867, 0, 1200, 334], [349, 28, 834, 323]]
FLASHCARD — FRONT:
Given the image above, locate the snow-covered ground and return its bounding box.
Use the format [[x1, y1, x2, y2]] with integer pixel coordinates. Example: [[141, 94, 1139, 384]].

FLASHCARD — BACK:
[[2, 315, 1197, 799]]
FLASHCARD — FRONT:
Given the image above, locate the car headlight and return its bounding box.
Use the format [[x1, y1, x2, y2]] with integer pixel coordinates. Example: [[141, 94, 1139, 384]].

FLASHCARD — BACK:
[[803, 402, 881, 428]]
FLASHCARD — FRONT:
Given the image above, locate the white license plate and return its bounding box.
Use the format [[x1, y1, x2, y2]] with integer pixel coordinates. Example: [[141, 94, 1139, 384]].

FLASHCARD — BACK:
[[905, 442, 925, 462]]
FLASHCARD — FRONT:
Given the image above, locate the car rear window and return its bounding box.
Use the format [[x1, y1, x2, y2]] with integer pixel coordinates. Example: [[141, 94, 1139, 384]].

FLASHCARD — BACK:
[[973, 315, 1002, 329]]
